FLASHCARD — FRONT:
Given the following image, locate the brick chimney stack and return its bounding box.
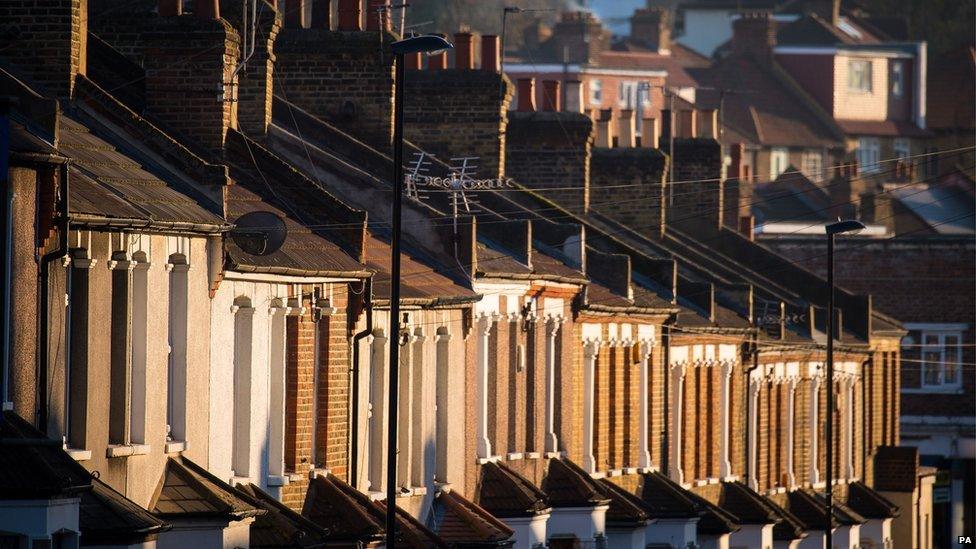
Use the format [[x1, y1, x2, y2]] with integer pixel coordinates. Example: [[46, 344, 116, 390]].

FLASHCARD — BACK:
[[365, 0, 391, 32], [454, 33, 475, 70], [284, 0, 305, 28], [551, 11, 610, 64], [517, 79, 537, 112], [224, 0, 282, 136], [641, 117, 659, 148], [337, 0, 362, 31], [595, 109, 614, 148], [630, 7, 671, 53], [0, 0, 87, 98], [541, 80, 561, 112], [481, 35, 501, 72], [564, 80, 584, 113], [732, 12, 776, 59], [311, 0, 331, 28], [618, 109, 636, 147]]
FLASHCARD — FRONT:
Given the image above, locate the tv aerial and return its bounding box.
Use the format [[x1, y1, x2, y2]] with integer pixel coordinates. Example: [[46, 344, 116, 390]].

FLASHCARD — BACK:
[[230, 211, 288, 256]]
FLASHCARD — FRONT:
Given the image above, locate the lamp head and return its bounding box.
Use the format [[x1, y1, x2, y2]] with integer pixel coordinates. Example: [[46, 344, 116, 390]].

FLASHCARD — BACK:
[[391, 34, 454, 56], [825, 219, 866, 236]]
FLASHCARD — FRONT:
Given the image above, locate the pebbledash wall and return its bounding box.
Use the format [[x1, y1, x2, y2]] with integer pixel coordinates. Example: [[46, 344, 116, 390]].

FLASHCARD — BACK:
[[210, 276, 353, 510]]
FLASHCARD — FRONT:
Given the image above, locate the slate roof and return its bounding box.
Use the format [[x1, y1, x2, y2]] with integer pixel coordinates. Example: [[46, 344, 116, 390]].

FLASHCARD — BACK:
[[541, 458, 611, 508], [847, 481, 900, 519], [786, 488, 837, 530], [150, 456, 264, 520], [776, 13, 884, 46], [681, 487, 741, 535], [427, 489, 515, 547], [636, 471, 702, 520], [236, 483, 332, 548], [301, 475, 383, 542], [0, 411, 92, 499], [596, 479, 651, 526], [753, 167, 833, 223], [476, 461, 551, 519], [80, 478, 170, 545], [597, 45, 712, 88], [889, 184, 976, 236], [717, 482, 782, 525]]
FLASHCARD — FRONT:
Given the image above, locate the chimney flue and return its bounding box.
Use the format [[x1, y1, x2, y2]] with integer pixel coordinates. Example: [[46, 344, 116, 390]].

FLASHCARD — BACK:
[[698, 109, 718, 139], [337, 0, 362, 31], [541, 80, 561, 112], [641, 117, 659, 148], [618, 109, 636, 147], [454, 33, 474, 69], [595, 109, 614, 148], [517, 78, 537, 112], [428, 49, 448, 70], [732, 12, 776, 58], [481, 35, 501, 72], [196, 0, 219, 19], [564, 80, 584, 113], [630, 7, 671, 53]]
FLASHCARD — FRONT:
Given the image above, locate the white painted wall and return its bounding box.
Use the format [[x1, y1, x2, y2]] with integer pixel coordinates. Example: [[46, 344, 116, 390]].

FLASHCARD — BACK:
[[859, 518, 892, 548], [700, 532, 731, 549], [606, 525, 645, 549], [797, 530, 825, 549], [506, 514, 550, 549], [156, 518, 253, 549], [645, 518, 698, 548], [832, 524, 861, 549], [547, 505, 608, 544], [729, 523, 774, 549], [0, 498, 80, 547]]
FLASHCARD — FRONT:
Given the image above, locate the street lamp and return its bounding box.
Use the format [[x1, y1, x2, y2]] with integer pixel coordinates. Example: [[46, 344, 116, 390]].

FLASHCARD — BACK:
[[386, 33, 453, 549], [824, 219, 865, 548]]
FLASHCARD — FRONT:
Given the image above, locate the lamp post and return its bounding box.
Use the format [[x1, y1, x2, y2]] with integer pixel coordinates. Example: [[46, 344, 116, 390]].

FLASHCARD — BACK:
[[387, 34, 452, 549], [824, 219, 865, 548]]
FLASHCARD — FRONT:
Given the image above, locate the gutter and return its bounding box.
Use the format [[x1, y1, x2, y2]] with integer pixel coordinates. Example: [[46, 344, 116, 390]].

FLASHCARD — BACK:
[[69, 214, 229, 234], [350, 278, 372, 490]]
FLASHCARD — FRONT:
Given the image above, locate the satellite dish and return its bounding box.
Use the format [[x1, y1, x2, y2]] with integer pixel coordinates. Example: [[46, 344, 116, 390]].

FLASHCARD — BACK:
[[230, 211, 287, 256]]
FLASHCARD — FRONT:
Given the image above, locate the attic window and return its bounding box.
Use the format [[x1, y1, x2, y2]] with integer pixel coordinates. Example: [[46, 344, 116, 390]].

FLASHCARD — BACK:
[[848, 59, 873, 93], [837, 18, 863, 40]]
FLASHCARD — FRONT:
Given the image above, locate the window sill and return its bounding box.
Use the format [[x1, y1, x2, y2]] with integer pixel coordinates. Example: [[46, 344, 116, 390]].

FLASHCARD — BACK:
[[106, 444, 150, 458], [901, 387, 965, 395], [229, 476, 253, 486], [1, 401, 12, 411], [310, 467, 329, 480], [164, 440, 186, 454], [267, 475, 291, 487], [506, 452, 524, 461], [66, 448, 92, 461], [525, 452, 541, 459]]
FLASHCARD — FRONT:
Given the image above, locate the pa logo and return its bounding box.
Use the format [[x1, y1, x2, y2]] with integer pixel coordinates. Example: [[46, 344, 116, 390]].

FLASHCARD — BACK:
[[959, 535, 973, 544]]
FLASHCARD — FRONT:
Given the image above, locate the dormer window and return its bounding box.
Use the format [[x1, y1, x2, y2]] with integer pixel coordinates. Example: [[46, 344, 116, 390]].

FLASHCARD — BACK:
[[891, 61, 904, 96], [848, 59, 873, 93]]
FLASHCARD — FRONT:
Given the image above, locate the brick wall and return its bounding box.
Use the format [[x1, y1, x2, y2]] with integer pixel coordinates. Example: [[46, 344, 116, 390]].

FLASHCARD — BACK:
[[274, 28, 395, 146], [506, 111, 593, 215], [0, 0, 86, 98], [222, 0, 281, 135], [590, 148, 667, 235], [666, 137, 724, 233], [402, 70, 512, 181]]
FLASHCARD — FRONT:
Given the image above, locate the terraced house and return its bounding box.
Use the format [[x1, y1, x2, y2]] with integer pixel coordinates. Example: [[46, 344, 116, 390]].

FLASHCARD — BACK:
[[0, 0, 938, 548]]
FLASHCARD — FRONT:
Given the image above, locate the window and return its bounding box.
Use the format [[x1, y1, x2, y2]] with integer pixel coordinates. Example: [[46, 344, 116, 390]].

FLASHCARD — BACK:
[[166, 256, 189, 444], [893, 138, 910, 160], [848, 59, 873, 92], [129, 253, 149, 445], [801, 149, 824, 181], [232, 297, 254, 478], [589, 79, 603, 106], [920, 331, 962, 389], [857, 137, 881, 173], [618, 80, 638, 109], [109, 252, 133, 445], [770, 147, 789, 180], [891, 61, 904, 96]]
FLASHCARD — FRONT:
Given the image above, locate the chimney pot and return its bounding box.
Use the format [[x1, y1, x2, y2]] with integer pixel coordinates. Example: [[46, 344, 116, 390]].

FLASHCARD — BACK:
[[541, 80, 561, 112], [454, 33, 475, 69], [631, 7, 671, 53], [285, 0, 306, 28], [337, 0, 362, 31], [595, 109, 614, 148], [677, 109, 697, 138], [404, 52, 422, 70], [196, 0, 219, 19], [428, 50, 448, 71], [641, 117, 659, 148], [618, 109, 636, 148], [730, 143, 746, 180], [481, 35, 501, 72], [365, 0, 390, 31], [564, 80, 584, 113], [698, 109, 718, 139], [311, 0, 331, 28], [517, 78, 537, 112], [159, 0, 181, 16], [739, 216, 755, 240]]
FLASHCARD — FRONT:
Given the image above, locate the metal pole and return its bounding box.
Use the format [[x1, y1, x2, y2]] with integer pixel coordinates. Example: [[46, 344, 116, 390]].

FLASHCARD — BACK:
[[825, 232, 835, 548], [668, 88, 675, 207], [386, 51, 405, 549]]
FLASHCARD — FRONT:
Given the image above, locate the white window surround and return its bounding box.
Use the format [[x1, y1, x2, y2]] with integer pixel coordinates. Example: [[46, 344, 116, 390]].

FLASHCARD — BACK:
[[770, 147, 789, 180], [801, 149, 824, 181], [637, 342, 653, 470], [582, 340, 600, 474], [267, 304, 288, 481], [368, 329, 389, 493], [108, 252, 135, 448], [747, 373, 761, 490], [129, 257, 150, 446], [543, 317, 562, 455], [475, 315, 495, 460], [231, 300, 255, 480], [891, 60, 904, 96], [589, 79, 603, 106], [848, 59, 873, 92], [434, 328, 453, 483], [919, 330, 963, 390]]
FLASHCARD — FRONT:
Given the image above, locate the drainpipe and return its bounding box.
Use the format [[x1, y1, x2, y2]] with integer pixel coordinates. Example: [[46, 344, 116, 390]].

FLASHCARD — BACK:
[[860, 356, 870, 481], [661, 314, 674, 475], [350, 278, 373, 488], [743, 330, 760, 488], [1, 98, 11, 415], [37, 162, 70, 434]]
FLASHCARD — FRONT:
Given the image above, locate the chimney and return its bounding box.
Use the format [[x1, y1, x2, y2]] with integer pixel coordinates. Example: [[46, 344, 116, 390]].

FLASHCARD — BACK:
[[617, 109, 636, 147], [564, 80, 584, 113], [641, 117, 659, 148], [454, 33, 475, 69], [481, 35, 501, 72], [677, 109, 697, 138], [365, 0, 390, 32], [337, 0, 362, 31], [311, 0, 331, 28], [732, 12, 776, 59], [428, 49, 448, 70], [552, 11, 609, 64], [517, 78, 537, 112], [404, 52, 422, 70], [159, 0, 181, 16], [3, 0, 88, 98], [231, 0, 282, 136], [541, 80, 561, 112], [196, 0, 219, 19], [698, 109, 718, 139], [284, 0, 306, 28], [143, 10, 240, 154], [630, 7, 671, 53], [811, 0, 841, 27], [595, 109, 614, 148]]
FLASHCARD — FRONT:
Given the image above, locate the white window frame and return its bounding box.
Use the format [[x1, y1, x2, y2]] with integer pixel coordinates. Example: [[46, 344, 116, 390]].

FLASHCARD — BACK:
[[857, 137, 881, 173], [918, 330, 963, 390], [618, 80, 638, 109], [891, 61, 904, 97], [770, 147, 789, 180], [589, 79, 603, 106], [848, 59, 873, 93], [893, 138, 911, 160], [801, 149, 823, 181]]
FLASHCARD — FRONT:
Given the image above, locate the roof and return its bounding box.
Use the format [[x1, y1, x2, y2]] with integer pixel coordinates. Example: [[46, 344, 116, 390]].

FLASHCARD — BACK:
[[371, 499, 448, 548], [541, 458, 611, 508], [681, 487, 741, 535], [776, 13, 884, 46], [597, 479, 651, 526], [786, 488, 837, 530], [597, 45, 712, 88], [223, 130, 369, 278], [890, 184, 976, 235], [366, 235, 480, 307], [427, 489, 515, 547], [236, 483, 332, 548], [80, 478, 170, 545], [636, 471, 702, 520], [927, 45, 976, 131], [476, 461, 551, 519], [150, 456, 264, 520], [753, 167, 833, 223], [55, 116, 225, 230], [717, 481, 782, 525], [768, 499, 807, 541], [846, 481, 900, 519], [689, 56, 844, 149], [0, 411, 93, 499], [835, 119, 931, 138]]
